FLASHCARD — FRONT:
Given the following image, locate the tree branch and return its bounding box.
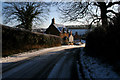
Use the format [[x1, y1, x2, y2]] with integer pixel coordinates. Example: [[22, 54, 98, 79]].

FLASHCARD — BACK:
[[107, 1, 120, 8], [89, 18, 101, 29], [107, 10, 118, 15]]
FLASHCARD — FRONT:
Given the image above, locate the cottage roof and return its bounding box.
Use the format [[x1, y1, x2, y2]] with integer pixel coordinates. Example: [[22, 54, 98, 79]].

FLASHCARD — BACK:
[[53, 24, 67, 33], [49, 18, 68, 33]]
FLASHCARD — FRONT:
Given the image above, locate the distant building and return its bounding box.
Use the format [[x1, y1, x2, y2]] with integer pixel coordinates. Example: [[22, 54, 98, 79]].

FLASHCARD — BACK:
[[74, 32, 81, 44], [69, 31, 74, 45], [45, 18, 69, 44], [74, 32, 81, 41], [45, 18, 86, 45], [32, 28, 46, 33]]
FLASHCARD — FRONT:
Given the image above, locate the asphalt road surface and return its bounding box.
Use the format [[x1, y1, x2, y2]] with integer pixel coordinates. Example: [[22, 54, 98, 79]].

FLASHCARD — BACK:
[[2, 45, 84, 80]]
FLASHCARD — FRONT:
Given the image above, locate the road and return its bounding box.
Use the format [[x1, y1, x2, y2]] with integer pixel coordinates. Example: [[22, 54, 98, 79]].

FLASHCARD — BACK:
[[2, 45, 85, 80]]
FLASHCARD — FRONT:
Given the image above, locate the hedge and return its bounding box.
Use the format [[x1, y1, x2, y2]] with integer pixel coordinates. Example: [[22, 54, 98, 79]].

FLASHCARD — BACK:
[[2, 25, 62, 57], [85, 13, 120, 61]]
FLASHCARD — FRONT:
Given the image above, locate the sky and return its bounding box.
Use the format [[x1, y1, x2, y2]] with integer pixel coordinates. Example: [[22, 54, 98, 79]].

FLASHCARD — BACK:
[[1, 2, 83, 29], [1, 1, 84, 29], [0, 1, 2, 24], [43, 5, 83, 29], [44, 6, 63, 28], [0, 0, 120, 29]]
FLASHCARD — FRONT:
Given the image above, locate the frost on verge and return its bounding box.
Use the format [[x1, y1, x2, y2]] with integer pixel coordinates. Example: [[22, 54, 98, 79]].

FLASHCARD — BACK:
[[79, 48, 120, 78]]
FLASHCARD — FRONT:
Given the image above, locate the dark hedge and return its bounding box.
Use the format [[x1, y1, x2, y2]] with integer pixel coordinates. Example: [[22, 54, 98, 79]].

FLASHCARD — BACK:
[[85, 13, 120, 61], [2, 25, 62, 57]]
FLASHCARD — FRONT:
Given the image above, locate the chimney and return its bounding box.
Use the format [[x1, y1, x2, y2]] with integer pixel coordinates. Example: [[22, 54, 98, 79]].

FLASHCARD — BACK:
[[52, 18, 55, 24]]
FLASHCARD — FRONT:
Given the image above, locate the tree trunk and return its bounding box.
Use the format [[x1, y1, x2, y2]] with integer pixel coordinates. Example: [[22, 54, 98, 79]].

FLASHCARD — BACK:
[[101, 8, 108, 28], [99, 2, 108, 28]]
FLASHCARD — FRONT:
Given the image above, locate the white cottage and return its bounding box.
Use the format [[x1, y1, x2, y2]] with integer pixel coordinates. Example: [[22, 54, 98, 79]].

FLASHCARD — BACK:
[[69, 31, 74, 45]]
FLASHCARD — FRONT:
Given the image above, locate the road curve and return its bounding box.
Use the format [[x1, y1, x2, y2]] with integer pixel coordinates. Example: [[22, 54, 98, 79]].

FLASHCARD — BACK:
[[2, 45, 84, 80]]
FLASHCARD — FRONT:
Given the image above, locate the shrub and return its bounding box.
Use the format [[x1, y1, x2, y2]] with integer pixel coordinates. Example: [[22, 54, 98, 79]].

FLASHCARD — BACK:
[[2, 25, 62, 57], [85, 27, 106, 56], [85, 13, 120, 60]]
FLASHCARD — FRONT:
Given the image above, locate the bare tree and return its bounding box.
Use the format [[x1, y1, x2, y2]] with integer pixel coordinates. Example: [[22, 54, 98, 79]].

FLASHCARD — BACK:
[[58, 1, 120, 28], [2, 2, 50, 31]]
